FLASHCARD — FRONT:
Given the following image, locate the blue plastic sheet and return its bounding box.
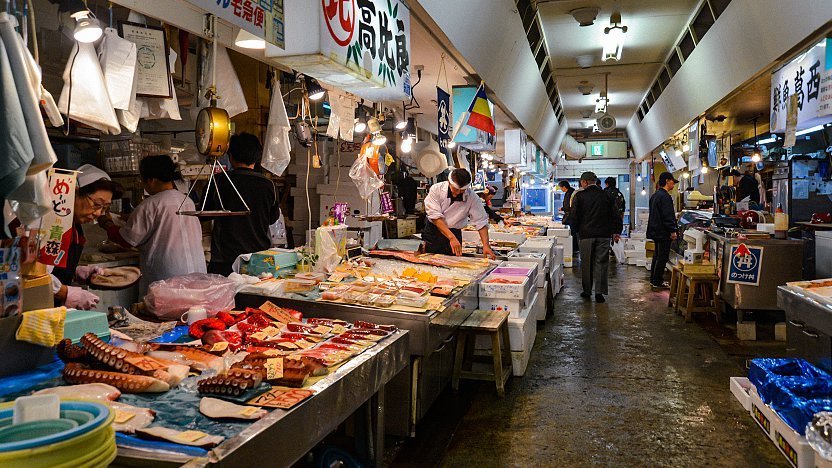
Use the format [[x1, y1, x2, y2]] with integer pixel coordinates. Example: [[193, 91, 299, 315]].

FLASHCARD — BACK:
[[0, 360, 63, 399]]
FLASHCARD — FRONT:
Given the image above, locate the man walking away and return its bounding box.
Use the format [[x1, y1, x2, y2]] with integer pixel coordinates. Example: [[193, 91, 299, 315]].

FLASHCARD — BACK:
[[604, 176, 626, 219], [647, 172, 679, 289], [206, 133, 282, 276], [570, 172, 623, 303], [558, 180, 578, 253]]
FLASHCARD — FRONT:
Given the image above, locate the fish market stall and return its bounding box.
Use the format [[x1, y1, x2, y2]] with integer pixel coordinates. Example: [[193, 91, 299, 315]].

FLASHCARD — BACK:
[[0, 310, 409, 467], [778, 279, 832, 373]]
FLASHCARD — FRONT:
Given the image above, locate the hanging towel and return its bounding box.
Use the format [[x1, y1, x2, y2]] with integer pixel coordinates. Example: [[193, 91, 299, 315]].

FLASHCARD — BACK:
[[58, 42, 121, 135], [15, 306, 67, 348], [98, 28, 137, 111], [261, 77, 292, 176], [0, 13, 57, 175]]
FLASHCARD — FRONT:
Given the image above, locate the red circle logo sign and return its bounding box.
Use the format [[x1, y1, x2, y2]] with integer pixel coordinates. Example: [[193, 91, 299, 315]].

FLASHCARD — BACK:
[[322, 0, 356, 47]]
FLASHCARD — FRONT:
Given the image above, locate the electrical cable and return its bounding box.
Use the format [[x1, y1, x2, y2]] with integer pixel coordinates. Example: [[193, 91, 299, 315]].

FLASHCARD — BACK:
[[63, 43, 80, 136], [404, 69, 422, 111]]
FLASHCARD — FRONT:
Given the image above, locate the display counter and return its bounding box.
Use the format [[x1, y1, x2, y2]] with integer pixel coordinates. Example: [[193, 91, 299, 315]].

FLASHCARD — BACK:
[[706, 231, 804, 313], [778, 285, 832, 373]]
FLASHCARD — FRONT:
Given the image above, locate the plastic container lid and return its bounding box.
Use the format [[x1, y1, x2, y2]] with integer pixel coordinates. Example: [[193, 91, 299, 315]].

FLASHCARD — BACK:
[[0, 419, 78, 443]]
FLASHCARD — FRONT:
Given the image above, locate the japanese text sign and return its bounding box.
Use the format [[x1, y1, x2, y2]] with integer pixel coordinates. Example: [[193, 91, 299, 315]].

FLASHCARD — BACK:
[[185, 0, 285, 49], [771, 40, 829, 133], [379, 191, 394, 213], [726, 244, 764, 287], [321, 0, 411, 96], [38, 169, 77, 268], [437, 87, 451, 151]]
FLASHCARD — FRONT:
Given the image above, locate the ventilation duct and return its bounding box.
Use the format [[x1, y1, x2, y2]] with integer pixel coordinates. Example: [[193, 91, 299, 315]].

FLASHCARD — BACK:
[[560, 133, 586, 160]]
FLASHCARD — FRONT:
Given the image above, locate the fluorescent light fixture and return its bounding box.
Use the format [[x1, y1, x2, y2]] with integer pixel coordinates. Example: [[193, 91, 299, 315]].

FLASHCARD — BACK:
[[602, 12, 627, 62], [795, 125, 825, 137], [235, 29, 266, 49], [757, 136, 778, 145], [72, 11, 102, 43]]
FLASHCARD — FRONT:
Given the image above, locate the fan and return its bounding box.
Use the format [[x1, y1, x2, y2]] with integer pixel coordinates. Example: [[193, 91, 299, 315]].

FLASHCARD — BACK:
[[597, 113, 616, 132], [415, 139, 448, 178]]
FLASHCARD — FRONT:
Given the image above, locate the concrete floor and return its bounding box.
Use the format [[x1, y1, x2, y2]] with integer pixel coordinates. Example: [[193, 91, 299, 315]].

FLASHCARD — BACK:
[[390, 262, 787, 467]]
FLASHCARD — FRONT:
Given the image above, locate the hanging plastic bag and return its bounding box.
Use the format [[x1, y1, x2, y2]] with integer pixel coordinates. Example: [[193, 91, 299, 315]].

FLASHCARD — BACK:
[[611, 238, 626, 264], [269, 211, 287, 247], [261, 78, 292, 176], [197, 46, 247, 118], [5, 171, 50, 227], [57, 42, 120, 135], [314, 227, 342, 274], [117, 64, 140, 132], [325, 89, 354, 141], [349, 147, 384, 200], [97, 28, 136, 111]]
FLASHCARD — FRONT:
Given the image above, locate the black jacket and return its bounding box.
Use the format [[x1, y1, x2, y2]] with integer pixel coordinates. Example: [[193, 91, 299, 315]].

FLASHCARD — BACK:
[[206, 168, 281, 263], [736, 175, 760, 204], [647, 188, 677, 240], [570, 185, 623, 239], [561, 187, 575, 223]]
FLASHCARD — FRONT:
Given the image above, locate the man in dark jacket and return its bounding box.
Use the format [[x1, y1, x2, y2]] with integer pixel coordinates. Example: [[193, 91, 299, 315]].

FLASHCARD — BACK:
[[647, 172, 679, 289], [571, 172, 623, 303], [206, 133, 282, 276], [604, 176, 626, 219], [558, 180, 578, 252], [731, 169, 760, 204]]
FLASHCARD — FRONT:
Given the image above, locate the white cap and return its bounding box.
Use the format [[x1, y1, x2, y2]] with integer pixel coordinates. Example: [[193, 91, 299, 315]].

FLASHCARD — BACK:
[[76, 164, 111, 189]]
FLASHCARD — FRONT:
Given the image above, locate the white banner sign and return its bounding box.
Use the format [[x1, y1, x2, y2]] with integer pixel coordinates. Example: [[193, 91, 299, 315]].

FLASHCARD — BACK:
[[185, 0, 285, 48], [320, 0, 411, 97], [770, 40, 829, 133]]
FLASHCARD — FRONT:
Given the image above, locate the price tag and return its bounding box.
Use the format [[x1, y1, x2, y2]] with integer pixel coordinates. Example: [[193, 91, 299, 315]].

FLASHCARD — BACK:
[[328, 273, 346, 283], [331, 324, 347, 335], [313, 325, 332, 335], [262, 326, 280, 337], [125, 356, 167, 372], [294, 340, 314, 349], [262, 349, 284, 356], [247, 388, 315, 409], [114, 410, 136, 424], [239, 406, 260, 417], [249, 331, 268, 341], [176, 430, 207, 443], [259, 301, 297, 324], [264, 358, 284, 380], [210, 342, 229, 352]]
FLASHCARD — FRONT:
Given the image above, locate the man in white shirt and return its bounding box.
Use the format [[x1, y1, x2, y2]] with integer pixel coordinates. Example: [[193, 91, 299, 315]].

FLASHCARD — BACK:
[[423, 168, 496, 259]]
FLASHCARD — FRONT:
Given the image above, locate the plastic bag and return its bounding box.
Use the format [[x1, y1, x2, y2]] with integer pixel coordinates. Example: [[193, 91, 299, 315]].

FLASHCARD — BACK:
[[261, 79, 291, 176], [349, 148, 384, 200], [6, 171, 50, 226], [143, 273, 237, 321], [269, 211, 287, 247], [58, 42, 120, 135], [97, 28, 136, 111], [314, 227, 342, 274], [611, 238, 626, 264], [325, 89, 354, 141], [142, 49, 181, 121], [196, 46, 247, 118]]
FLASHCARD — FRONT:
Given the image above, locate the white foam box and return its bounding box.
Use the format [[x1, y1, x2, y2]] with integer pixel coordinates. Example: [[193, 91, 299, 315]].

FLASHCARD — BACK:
[[479, 287, 539, 319], [553, 245, 564, 267], [506, 251, 546, 278], [636, 259, 646, 267], [533, 285, 547, 321], [495, 263, 539, 293], [489, 230, 527, 245], [551, 264, 563, 295], [746, 383, 815, 467], [518, 237, 556, 268], [730, 377, 753, 412], [479, 273, 534, 304], [554, 236, 573, 267], [476, 292, 538, 354], [546, 227, 570, 238], [630, 230, 647, 240]]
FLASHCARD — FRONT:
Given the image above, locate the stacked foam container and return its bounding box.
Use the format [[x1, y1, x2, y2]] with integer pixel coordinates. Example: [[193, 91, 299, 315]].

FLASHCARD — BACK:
[[626, 207, 653, 270], [478, 264, 538, 376], [545, 227, 573, 267]]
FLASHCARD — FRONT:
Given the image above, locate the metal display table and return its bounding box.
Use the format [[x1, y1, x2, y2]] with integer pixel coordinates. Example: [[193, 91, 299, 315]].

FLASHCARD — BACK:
[[113, 330, 409, 467], [778, 286, 832, 373]]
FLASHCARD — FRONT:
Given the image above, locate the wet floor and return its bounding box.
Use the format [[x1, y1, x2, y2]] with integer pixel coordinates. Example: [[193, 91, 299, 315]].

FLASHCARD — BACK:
[[390, 262, 787, 467]]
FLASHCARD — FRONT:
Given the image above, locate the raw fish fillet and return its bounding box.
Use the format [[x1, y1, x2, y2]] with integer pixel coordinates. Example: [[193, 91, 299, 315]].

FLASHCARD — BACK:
[[33, 383, 121, 401], [108, 401, 155, 433], [199, 397, 267, 420]]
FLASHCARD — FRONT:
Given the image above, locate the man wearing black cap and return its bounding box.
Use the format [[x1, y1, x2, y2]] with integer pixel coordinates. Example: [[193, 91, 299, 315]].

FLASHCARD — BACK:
[[571, 171, 622, 303], [648, 172, 679, 289]]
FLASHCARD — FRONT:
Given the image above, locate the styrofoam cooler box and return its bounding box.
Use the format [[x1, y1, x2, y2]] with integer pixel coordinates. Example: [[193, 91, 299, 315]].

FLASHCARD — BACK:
[[550, 264, 563, 295], [555, 236, 573, 267], [546, 227, 570, 238], [518, 238, 556, 268], [498, 262, 541, 288], [533, 285, 547, 320], [507, 251, 546, 278], [479, 274, 534, 304], [461, 229, 480, 243], [553, 245, 564, 267], [745, 382, 815, 467], [489, 230, 527, 245]]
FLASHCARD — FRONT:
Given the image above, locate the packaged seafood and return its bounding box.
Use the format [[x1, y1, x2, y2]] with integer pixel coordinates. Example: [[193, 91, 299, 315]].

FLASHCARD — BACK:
[[373, 295, 396, 308], [395, 296, 429, 308]]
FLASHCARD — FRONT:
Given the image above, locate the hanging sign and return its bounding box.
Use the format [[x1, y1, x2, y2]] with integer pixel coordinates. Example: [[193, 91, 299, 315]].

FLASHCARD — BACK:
[[770, 40, 828, 133], [437, 87, 451, 151], [785, 94, 799, 148], [325, 0, 411, 96], [184, 0, 285, 49], [379, 192, 394, 213], [726, 244, 764, 286], [38, 169, 77, 268]]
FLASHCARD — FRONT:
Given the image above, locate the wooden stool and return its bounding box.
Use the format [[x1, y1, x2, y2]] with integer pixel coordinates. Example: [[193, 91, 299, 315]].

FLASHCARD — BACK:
[[677, 273, 721, 322], [667, 264, 682, 309], [452, 310, 512, 397]]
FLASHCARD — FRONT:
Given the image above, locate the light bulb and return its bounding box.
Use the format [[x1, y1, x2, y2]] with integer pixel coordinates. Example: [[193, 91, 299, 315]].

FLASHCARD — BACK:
[[701, 165, 709, 174], [395, 119, 407, 130], [636, 175, 642, 182], [751, 152, 761, 163], [354, 119, 367, 133], [401, 138, 412, 153], [372, 133, 387, 146], [641, 188, 646, 196], [447, 141, 456, 149], [73, 11, 102, 43], [682, 171, 690, 179], [682, 143, 690, 152]]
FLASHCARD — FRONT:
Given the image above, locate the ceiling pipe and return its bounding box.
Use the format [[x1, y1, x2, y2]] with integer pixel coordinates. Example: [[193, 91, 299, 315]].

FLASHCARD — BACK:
[[560, 133, 587, 160]]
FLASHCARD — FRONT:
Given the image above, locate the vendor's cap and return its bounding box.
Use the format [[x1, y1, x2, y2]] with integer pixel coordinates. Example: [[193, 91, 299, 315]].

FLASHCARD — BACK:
[[658, 171, 679, 184], [580, 171, 597, 182], [77, 164, 112, 188]]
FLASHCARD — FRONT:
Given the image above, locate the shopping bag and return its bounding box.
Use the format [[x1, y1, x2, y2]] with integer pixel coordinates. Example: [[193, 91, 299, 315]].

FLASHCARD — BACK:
[[349, 150, 384, 200], [612, 238, 626, 264], [261, 78, 292, 176], [97, 28, 136, 111]]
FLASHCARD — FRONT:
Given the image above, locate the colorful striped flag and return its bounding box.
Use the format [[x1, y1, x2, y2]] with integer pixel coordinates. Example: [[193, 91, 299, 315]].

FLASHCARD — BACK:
[[465, 82, 495, 135]]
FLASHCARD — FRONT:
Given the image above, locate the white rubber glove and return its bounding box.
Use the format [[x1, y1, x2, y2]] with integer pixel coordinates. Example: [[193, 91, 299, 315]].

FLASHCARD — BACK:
[[75, 265, 105, 281], [65, 286, 100, 310], [50, 274, 63, 294]]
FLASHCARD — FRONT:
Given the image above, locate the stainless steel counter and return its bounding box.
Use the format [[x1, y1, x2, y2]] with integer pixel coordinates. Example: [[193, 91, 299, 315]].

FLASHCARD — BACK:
[[114, 330, 410, 467], [778, 286, 832, 372], [706, 231, 805, 311]]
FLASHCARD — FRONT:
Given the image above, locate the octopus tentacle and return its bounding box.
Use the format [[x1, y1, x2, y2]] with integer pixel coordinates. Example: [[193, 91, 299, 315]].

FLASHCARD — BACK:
[[62, 363, 170, 393], [80, 333, 166, 376]]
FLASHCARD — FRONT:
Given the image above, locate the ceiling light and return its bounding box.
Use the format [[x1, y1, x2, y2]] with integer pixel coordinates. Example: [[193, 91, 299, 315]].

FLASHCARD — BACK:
[[402, 117, 417, 140], [304, 76, 325, 101], [235, 28, 266, 49], [395, 113, 407, 130], [401, 138, 413, 153], [447, 141, 457, 149], [640, 187, 647, 196], [682, 171, 690, 179], [372, 133, 387, 146], [682, 142, 690, 152], [72, 11, 102, 43], [576, 54, 595, 69], [594, 96, 608, 114], [636, 174, 642, 182], [522, 182, 529, 188], [758, 136, 778, 145], [674, 146, 683, 157], [354, 118, 366, 133], [577, 81, 594, 95], [530, 176, 535, 183], [602, 12, 627, 62], [796, 124, 825, 136], [570, 7, 601, 26], [701, 164, 709, 174], [751, 152, 761, 163]]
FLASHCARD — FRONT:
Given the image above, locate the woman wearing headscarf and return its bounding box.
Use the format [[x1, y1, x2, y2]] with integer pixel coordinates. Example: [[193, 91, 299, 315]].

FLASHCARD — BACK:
[[99, 155, 205, 295]]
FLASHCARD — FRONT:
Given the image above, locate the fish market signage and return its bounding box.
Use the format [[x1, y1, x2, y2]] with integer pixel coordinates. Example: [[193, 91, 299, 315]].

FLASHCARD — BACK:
[[770, 40, 830, 133], [321, 0, 411, 95], [186, 0, 285, 48]]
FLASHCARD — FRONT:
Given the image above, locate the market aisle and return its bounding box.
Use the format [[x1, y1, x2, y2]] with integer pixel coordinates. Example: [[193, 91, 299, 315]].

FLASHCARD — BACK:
[[391, 263, 785, 467]]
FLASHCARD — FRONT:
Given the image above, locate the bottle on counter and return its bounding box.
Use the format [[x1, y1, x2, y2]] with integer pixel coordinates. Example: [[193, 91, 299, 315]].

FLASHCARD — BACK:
[[774, 204, 788, 239]]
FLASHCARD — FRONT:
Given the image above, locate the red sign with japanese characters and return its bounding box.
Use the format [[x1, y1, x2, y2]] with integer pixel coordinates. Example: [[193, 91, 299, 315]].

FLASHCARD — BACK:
[[38, 169, 77, 268]]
